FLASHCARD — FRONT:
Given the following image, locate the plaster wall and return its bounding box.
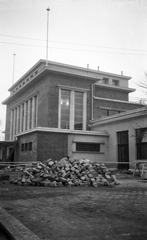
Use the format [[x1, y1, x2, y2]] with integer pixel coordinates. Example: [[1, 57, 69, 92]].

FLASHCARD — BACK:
[[68, 134, 109, 162], [91, 114, 147, 166]]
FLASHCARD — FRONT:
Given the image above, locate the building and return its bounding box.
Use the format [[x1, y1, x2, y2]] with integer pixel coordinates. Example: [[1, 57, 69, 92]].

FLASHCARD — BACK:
[[0, 60, 144, 164], [90, 107, 147, 169]]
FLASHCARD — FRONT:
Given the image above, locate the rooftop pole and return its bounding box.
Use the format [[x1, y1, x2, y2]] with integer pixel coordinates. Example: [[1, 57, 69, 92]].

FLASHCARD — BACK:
[[12, 53, 16, 85], [46, 7, 50, 66]]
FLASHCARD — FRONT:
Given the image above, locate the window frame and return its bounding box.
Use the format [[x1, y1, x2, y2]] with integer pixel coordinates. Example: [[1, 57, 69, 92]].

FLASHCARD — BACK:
[[58, 86, 88, 131]]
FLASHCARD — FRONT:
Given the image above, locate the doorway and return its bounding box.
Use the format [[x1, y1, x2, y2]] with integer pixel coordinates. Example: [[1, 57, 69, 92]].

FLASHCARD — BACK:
[[117, 131, 129, 170]]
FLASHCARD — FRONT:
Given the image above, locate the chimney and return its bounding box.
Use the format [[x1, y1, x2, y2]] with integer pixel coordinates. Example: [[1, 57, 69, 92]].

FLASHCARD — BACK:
[[97, 66, 100, 71], [121, 71, 123, 75], [87, 64, 89, 69]]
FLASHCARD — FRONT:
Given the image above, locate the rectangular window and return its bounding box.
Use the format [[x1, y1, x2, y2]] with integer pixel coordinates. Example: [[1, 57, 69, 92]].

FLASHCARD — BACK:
[[25, 143, 28, 151], [136, 128, 147, 159], [103, 78, 109, 84], [21, 103, 24, 131], [112, 79, 119, 86], [25, 101, 28, 130], [11, 109, 14, 140], [117, 131, 128, 145], [74, 92, 83, 130], [29, 98, 32, 129], [76, 142, 100, 152], [18, 106, 20, 133], [10, 94, 38, 137], [59, 88, 86, 131], [61, 90, 70, 129], [28, 142, 32, 151], [34, 96, 37, 127], [14, 108, 17, 135], [21, 143, 24, 152]]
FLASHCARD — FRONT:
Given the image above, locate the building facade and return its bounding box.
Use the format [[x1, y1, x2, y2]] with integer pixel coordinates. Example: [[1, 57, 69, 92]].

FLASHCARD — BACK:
[[90, 107, 147, 169], [1, 60, 144, 163]]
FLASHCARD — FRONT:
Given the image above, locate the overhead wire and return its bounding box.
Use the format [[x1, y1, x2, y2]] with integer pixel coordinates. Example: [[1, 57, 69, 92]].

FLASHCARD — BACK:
[[0, 33, 147, 53], [0, 41, 147, 56]]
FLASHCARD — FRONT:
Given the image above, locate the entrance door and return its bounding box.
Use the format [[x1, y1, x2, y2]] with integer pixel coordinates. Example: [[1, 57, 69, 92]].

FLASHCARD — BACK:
[[117, 131, 129, 170]]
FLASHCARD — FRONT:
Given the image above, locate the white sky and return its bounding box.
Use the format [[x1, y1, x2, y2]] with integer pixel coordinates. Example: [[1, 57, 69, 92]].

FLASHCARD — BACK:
[[0, 0, 147, 133]]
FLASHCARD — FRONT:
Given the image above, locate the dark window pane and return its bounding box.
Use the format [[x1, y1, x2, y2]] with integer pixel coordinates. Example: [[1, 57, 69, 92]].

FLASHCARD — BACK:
[[76, 142, 100, 152], [29, 142, 32, 151], [117, 131, 128, 145], [25, 143, 28, 151], [21, 143, 24, 152]]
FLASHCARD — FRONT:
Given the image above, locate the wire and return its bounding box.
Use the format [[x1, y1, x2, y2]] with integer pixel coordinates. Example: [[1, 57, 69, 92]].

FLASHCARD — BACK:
[[0, 41, 147, 56], [0, 33, 147, 52]]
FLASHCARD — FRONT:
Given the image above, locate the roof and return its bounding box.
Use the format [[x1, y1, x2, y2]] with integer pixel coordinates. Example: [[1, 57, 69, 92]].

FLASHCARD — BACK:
[[3, 59, 132, 105], [8, 59, 131, 92], [90, 107, 147, 127]]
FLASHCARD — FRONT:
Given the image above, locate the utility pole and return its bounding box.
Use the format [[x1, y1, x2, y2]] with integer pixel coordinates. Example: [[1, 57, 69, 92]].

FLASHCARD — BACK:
[[12, 53, 16, 85], [46, 7, 50, 66]]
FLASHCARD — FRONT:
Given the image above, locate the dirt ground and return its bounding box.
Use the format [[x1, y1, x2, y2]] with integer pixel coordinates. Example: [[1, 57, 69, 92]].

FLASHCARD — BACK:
[[0, 174, 147, 240]]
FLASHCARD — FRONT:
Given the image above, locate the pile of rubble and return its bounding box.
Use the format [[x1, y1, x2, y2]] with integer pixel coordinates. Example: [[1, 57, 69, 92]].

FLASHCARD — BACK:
[[10, 158, 119, 187]]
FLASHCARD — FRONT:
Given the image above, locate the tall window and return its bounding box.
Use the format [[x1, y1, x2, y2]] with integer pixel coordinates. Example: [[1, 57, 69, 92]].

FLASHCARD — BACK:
[[74, 92, 83, 130], [10, 94, 38, 140], [25, 101, 28, 131], [21, 103, 24, 131], [61, 90, 70, 129], [34, 95, 38, 128], [29, 98, 32, 129], [59, 88, 86, 131], [136, 128, 147, 159]]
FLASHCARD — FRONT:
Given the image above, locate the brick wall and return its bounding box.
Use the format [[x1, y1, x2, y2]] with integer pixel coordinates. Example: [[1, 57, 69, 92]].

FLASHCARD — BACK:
[[93, 98, 144, 119], [37, 131, 68, 161], [16, 132, 38, 162], [43, 73, 93, 129], [5, 72, 94, 140], [95, 86, 128, 101]]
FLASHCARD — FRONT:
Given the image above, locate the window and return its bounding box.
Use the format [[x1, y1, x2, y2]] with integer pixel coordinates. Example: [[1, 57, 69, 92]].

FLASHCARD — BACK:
[[21, 142, 32, 152], [61, 90, 70, 129], [103, 78, 109, 84], [10, 95, 38, 140], [29, 98, 32, 129], [112, 79, 119, 86], [76, 142, 100, 152], [59, 88, 87, 131], [136, 128, 147, 159], [22, 103, 24, 131], [21, 143, 24, 152], [100, 108, 122, 117], [25, 143, 28, 151], [74, 92, 83, 130], [25, 101, 28, 130], [29, 142, 32, 151]]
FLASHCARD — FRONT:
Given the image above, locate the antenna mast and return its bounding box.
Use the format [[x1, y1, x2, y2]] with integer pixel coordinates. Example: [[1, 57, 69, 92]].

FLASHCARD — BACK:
[[12, 53, 16, 84], [46, 7, 50, 66]]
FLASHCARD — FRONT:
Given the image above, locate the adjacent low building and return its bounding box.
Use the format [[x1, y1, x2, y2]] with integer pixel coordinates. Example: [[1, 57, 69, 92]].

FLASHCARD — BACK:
[[0, 59, 144, 166], [90, 107, 147, 169]]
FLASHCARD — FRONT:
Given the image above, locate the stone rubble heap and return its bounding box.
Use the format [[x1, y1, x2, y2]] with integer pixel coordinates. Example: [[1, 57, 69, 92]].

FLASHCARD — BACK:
[[10, 158, 119, 187]]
